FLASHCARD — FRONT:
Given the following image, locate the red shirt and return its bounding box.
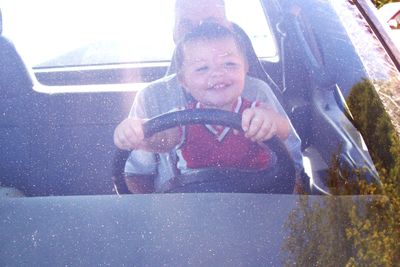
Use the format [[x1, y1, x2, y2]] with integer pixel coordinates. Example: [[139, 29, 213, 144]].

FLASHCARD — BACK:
[[176, 97, 273, 171]]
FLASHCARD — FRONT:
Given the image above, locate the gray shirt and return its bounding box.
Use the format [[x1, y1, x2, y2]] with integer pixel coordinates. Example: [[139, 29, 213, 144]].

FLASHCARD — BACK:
[[125, 74, 303, 191]]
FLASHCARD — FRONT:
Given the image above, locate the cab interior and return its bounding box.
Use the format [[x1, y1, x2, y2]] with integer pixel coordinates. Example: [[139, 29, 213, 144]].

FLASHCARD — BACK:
[[0, 0, 380, 196]]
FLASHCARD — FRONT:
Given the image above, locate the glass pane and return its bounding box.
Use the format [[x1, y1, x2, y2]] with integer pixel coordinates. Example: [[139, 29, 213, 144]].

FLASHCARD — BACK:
[[1, 0, 276, 67]]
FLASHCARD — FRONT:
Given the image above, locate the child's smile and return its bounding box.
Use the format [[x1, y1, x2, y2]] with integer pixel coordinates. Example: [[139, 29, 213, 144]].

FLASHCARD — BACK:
[[208, 81, 231, 91]]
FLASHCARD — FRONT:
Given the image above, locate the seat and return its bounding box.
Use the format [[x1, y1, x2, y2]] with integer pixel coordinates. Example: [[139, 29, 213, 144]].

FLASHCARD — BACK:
[[0, 9, 33, 98], [0, 8, 34, 193], [231, 23, 282, 100], [111, 23, 285, 194]]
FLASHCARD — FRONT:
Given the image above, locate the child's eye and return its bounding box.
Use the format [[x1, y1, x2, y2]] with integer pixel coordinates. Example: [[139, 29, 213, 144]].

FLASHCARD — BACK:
[[195, 66, 208, 72], [225, 61, 238, 68]]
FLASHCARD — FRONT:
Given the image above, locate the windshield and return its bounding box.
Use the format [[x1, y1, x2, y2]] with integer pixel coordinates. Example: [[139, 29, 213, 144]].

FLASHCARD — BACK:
[[0, 0, 399, 266]]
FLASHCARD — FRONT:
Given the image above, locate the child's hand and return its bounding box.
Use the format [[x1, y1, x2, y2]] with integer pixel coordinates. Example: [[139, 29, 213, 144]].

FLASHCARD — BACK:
[[241, 104, 289, 142], [114, 117, 146, 150], [114, 117, 181, 152]]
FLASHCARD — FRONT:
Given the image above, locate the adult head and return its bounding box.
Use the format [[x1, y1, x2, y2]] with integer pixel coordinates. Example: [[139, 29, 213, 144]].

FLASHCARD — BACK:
[[173, 0, 231, 43]]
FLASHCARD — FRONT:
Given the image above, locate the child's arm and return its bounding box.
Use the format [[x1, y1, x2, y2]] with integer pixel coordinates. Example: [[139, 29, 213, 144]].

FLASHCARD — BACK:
[[113, 117, 181, 152], [241, 103, 289, 142]]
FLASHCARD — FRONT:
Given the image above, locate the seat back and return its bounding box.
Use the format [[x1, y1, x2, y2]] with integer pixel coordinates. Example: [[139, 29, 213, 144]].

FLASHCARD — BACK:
[[0, 9, 33, 97], [231, 23, 282, 98], [0, 8, 35, 191]]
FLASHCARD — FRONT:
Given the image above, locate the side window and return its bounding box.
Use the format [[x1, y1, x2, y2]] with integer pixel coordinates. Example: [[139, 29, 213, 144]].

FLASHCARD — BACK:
[[226, 0, 278, 61]]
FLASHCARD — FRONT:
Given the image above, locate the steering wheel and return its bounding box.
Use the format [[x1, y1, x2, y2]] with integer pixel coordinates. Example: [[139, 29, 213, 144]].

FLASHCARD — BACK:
[[143, 108, 296, 194]]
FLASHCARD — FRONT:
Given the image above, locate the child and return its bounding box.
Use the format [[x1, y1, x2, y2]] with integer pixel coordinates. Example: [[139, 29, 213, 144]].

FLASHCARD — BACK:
[[115, 22, 290, 173]]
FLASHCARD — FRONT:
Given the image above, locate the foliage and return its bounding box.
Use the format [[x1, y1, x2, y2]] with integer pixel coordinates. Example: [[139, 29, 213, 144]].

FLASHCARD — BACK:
[[281, 79, 400, 266], [372, 0, 399, 9], [342, 80, 400, 266], [344, 133, 400, 265], [346, 79, 398, 171], [282, 196, 355, 267]]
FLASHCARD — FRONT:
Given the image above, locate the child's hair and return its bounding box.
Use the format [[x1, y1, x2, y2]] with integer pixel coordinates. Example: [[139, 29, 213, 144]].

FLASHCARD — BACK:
[[174, 22, 247, 71]]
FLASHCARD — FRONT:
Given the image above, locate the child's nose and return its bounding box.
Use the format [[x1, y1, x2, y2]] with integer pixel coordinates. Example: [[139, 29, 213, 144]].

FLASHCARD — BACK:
[[210, 66, 224, 77]]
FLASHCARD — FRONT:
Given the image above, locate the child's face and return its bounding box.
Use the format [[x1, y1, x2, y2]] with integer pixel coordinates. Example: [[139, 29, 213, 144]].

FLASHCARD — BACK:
[[179, 37, 248, 110]]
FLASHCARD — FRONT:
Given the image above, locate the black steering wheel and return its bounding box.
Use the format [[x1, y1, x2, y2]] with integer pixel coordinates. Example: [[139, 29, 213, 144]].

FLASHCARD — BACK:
[[142, 108, 296, 194]]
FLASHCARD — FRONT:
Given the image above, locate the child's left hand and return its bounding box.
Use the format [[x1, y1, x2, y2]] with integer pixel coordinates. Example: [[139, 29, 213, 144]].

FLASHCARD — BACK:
[[241, 104, 289, 142]]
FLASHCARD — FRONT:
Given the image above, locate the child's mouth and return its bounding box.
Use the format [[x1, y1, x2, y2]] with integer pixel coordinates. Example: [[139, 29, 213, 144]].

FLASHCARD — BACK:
[[209, 82, 230, 90]]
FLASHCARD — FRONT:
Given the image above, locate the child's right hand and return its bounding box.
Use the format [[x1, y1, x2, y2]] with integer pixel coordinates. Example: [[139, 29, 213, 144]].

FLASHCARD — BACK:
[[114, 117, 182, 152], [113, 117, 146, 151]]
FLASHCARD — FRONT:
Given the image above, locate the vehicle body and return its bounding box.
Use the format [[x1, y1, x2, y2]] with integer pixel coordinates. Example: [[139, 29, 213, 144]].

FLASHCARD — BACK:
[[378, 2, 400, 47], [379, 2, 400, 28], [0, 0, 399, 265]]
